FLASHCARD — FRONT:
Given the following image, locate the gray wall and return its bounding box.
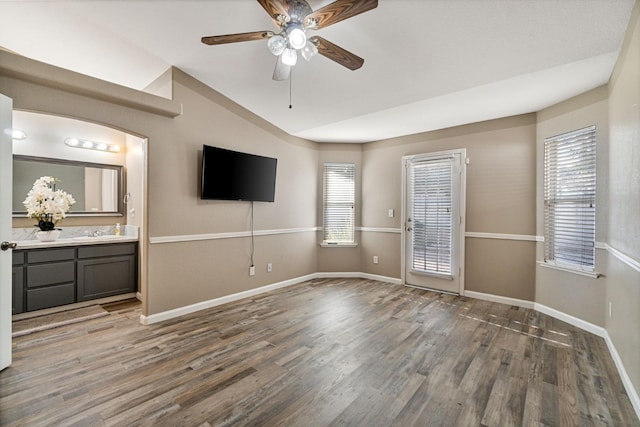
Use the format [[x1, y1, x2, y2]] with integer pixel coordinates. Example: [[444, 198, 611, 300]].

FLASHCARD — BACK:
[[535, 86, 609, 326], [607, 0, 640, 402], [317, 144, 362, 273], [361, 115, 538, 300]]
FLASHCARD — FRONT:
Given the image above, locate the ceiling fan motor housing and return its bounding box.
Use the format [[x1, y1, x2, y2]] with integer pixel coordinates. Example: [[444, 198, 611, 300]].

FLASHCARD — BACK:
[[286, 0, 313, 24], [282, 1, 313, 49]]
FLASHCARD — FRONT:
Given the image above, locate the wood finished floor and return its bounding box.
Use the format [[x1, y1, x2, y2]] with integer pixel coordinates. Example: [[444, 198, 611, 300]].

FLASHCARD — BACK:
[[1, 278, 638, 426]]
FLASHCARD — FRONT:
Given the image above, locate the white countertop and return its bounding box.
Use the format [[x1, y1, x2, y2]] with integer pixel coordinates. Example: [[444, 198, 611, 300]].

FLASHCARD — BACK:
[[12, 225, 139, 249], [15, 235, 139, 250]]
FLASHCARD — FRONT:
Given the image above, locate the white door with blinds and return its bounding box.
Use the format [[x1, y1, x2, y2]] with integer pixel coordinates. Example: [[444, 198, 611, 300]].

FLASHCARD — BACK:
[[402, 150, 466, 294]]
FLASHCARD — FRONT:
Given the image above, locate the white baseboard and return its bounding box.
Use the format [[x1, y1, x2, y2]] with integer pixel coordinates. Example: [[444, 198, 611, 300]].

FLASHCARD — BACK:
[[463, 290, 536, 309], [140, 273, 317, 325], [140, 272, 401, 325], [533, 302, 606, 337], [462, 290, 607, 337], [604, 331, 640, 419], [315, 271, 402, 285]]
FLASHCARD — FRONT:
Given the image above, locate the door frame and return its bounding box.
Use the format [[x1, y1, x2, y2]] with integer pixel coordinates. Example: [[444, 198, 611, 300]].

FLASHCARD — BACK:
[[1, 93, 13, 370], [400, 148, 467, 294]]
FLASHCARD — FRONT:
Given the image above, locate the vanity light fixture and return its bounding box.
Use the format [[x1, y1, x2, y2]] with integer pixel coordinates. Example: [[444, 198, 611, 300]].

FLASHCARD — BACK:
[[64, 137, 121, 153], [11, 129, 27, 140]]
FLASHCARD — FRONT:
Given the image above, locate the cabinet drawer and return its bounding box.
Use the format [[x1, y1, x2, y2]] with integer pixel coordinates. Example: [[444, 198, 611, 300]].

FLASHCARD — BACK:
[[28, 248, 75, 263], [78, 243, 136, 259], [13, 251, 24, 266], [27, 283, 75, 311], [27, 261, 75, 288]]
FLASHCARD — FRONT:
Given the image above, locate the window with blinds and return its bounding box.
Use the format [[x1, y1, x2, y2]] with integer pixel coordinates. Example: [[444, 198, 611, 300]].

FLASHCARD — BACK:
[[544, 125, 596, 271], [323, 163, 355, 243], [409, 157, 453, 276]]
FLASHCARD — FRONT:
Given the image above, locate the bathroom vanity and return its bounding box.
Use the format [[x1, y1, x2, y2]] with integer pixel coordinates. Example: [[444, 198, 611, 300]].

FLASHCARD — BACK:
[[12, 237, 138, 314]]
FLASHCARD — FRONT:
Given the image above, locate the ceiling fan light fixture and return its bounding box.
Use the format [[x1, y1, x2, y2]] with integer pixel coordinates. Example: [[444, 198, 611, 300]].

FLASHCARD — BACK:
[[281, 48, 298, 66], [267, 34, 287, 56], [301, 40, 318, 61], [287, 24, 307, 50]]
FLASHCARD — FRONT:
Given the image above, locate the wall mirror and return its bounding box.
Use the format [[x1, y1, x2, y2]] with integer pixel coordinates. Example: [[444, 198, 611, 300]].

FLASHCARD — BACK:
[[13, 155, 124, 217]]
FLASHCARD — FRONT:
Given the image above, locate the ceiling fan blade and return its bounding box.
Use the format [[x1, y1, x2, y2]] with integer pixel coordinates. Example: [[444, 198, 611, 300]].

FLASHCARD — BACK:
[[311, 36, 364, 70], [201, 31, 274, 45], [273, 56, 291, 81], [305, 0, 378, 29], [257, 0, 289, 23]]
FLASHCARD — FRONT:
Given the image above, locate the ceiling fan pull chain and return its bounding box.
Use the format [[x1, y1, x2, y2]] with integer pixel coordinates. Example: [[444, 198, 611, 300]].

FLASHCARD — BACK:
[[289, 70, 293, 109]]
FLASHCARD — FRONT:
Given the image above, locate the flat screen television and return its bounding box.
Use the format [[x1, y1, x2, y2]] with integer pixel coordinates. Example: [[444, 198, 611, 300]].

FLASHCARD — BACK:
[[200, 144, 277, 202]]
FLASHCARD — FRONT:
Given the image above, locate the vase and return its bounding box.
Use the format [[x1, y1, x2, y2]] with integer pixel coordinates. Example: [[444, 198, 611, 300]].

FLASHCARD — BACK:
[[36, 229, 61, 242]]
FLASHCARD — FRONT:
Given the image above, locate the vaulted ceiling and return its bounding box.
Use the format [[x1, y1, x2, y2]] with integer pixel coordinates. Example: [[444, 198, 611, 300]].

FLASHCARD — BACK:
[[0, 0, 634, 142]]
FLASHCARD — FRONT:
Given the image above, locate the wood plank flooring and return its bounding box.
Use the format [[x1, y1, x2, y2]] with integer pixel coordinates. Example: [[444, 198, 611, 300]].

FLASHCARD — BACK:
[[1, 278, 638, 426]]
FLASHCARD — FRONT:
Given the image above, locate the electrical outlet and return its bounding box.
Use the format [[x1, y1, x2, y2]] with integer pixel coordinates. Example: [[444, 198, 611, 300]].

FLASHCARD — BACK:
[[373, 256, 379, 264], [249, 266, 256, 276], [388, 209, 394, 218], [267, 263, 273, 273], [609, 301, 612, 318]]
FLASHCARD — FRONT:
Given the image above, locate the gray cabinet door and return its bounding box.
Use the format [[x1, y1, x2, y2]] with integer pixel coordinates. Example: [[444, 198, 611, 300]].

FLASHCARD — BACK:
[[12, 266, 24, 315], [77, 255, 136, 301]]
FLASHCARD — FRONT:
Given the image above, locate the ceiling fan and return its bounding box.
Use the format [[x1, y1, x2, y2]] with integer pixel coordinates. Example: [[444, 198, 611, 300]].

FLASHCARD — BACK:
[[201, 0, 378, 81]]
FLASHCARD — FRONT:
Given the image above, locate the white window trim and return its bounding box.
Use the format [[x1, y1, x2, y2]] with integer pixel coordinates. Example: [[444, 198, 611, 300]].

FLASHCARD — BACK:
[[320, 242, 358, 248], [543, 125, 597, 274], [538, 261, 601, 279], [322, 162, 356, 245]]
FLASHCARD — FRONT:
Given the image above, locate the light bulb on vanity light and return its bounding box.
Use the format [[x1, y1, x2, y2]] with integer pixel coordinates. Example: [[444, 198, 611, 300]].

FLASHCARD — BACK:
[[64, 137, 121, 153]]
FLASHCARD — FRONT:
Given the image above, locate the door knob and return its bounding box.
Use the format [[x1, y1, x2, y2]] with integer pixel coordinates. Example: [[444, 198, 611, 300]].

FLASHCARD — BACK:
[[1, 241, 17, 251]]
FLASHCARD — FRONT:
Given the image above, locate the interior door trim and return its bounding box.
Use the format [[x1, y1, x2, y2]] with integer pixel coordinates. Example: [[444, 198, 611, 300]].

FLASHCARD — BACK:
[[400, 148, 467, 294]]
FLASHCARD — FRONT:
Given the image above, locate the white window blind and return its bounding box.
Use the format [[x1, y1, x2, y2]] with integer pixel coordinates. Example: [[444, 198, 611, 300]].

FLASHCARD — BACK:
[[544, 125, 596, 271], [323, 163, 355, 243], [410, 157, 453, 275]]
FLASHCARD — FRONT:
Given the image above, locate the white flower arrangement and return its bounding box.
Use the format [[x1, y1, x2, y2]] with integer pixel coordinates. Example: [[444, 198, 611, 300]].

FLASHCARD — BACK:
[[23, 176, 76, 231]]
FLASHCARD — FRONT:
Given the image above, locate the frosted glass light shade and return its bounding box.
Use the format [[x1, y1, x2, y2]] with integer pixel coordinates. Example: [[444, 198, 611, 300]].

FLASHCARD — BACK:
[[281, 48, 298, 66], [267, 34, 286, 56], [301, 41, 318, 61]]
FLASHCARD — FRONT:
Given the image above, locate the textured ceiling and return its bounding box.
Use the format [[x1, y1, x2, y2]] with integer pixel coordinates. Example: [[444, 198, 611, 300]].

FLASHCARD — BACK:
[[0, 0, 634, 143]]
